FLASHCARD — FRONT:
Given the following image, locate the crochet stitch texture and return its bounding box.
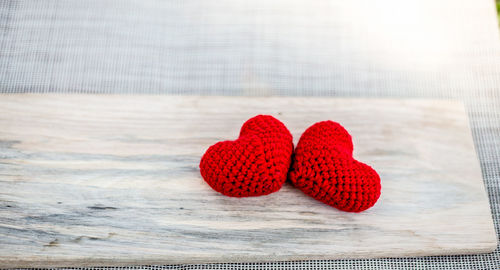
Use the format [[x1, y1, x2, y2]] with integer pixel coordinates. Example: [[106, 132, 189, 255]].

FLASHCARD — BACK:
[[199, 115, 293, 197], [289, 121, 381, 212]]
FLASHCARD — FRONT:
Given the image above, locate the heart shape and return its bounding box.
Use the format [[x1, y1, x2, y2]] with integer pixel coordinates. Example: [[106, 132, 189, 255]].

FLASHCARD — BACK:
[[289, 121, 381, 212], [200, 115, 293, 197]]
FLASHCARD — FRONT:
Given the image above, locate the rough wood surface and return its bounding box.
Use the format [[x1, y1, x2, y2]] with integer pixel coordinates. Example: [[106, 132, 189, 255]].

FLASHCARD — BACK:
[[0, 94, 496, 268]]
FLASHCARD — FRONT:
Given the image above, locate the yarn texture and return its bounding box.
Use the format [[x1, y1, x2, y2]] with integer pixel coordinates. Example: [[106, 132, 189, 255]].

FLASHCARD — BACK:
[[200, 115, 293, 197], [289, 121, 381, 212]]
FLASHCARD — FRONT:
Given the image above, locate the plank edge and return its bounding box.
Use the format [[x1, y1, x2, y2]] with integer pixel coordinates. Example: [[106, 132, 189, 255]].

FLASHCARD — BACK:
[[1, 245, 498, 269]]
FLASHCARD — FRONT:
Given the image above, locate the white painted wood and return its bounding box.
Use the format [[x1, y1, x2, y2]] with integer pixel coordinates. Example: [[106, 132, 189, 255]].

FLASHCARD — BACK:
[[0, 94, 496, 268]]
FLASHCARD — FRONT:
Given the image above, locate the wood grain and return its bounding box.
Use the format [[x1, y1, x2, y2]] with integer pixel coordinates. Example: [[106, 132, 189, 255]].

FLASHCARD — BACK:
[[0, 94, 497, 268]]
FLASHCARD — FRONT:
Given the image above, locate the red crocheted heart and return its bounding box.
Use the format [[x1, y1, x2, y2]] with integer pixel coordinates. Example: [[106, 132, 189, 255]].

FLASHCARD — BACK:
[[200, 115, 293, 197], [289, 121, 381, 212]]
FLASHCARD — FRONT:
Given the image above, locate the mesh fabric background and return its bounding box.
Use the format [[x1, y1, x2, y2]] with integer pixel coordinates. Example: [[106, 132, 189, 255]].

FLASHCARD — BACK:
[[1, 0, 500, 269]]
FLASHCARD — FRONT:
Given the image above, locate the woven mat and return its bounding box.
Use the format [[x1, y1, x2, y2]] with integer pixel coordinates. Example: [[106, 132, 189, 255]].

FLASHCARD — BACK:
[[1, 0, 499, 269]]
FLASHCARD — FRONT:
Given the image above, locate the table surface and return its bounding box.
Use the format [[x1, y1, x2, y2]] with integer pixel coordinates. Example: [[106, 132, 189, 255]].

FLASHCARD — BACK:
[[1, 0, 499, 269], [0, 95, 496, 268]]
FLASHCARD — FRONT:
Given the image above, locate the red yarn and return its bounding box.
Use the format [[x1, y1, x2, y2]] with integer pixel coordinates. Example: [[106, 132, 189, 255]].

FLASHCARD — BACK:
[[289, 121, 381, 212], [199, 115, 293, 197]]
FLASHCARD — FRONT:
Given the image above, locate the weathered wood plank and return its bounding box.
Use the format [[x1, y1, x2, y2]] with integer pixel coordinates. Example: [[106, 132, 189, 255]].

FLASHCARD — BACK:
[[0, 94, 496, 268]]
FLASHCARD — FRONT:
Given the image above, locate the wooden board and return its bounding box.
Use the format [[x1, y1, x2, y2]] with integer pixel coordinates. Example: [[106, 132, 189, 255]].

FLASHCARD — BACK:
[[0, 94, 497, 268]]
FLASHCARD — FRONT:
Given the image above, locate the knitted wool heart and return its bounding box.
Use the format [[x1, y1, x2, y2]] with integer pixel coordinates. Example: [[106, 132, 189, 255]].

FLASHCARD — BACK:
[[199, 115, 293, 197], [289, 121, 381, 212]]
